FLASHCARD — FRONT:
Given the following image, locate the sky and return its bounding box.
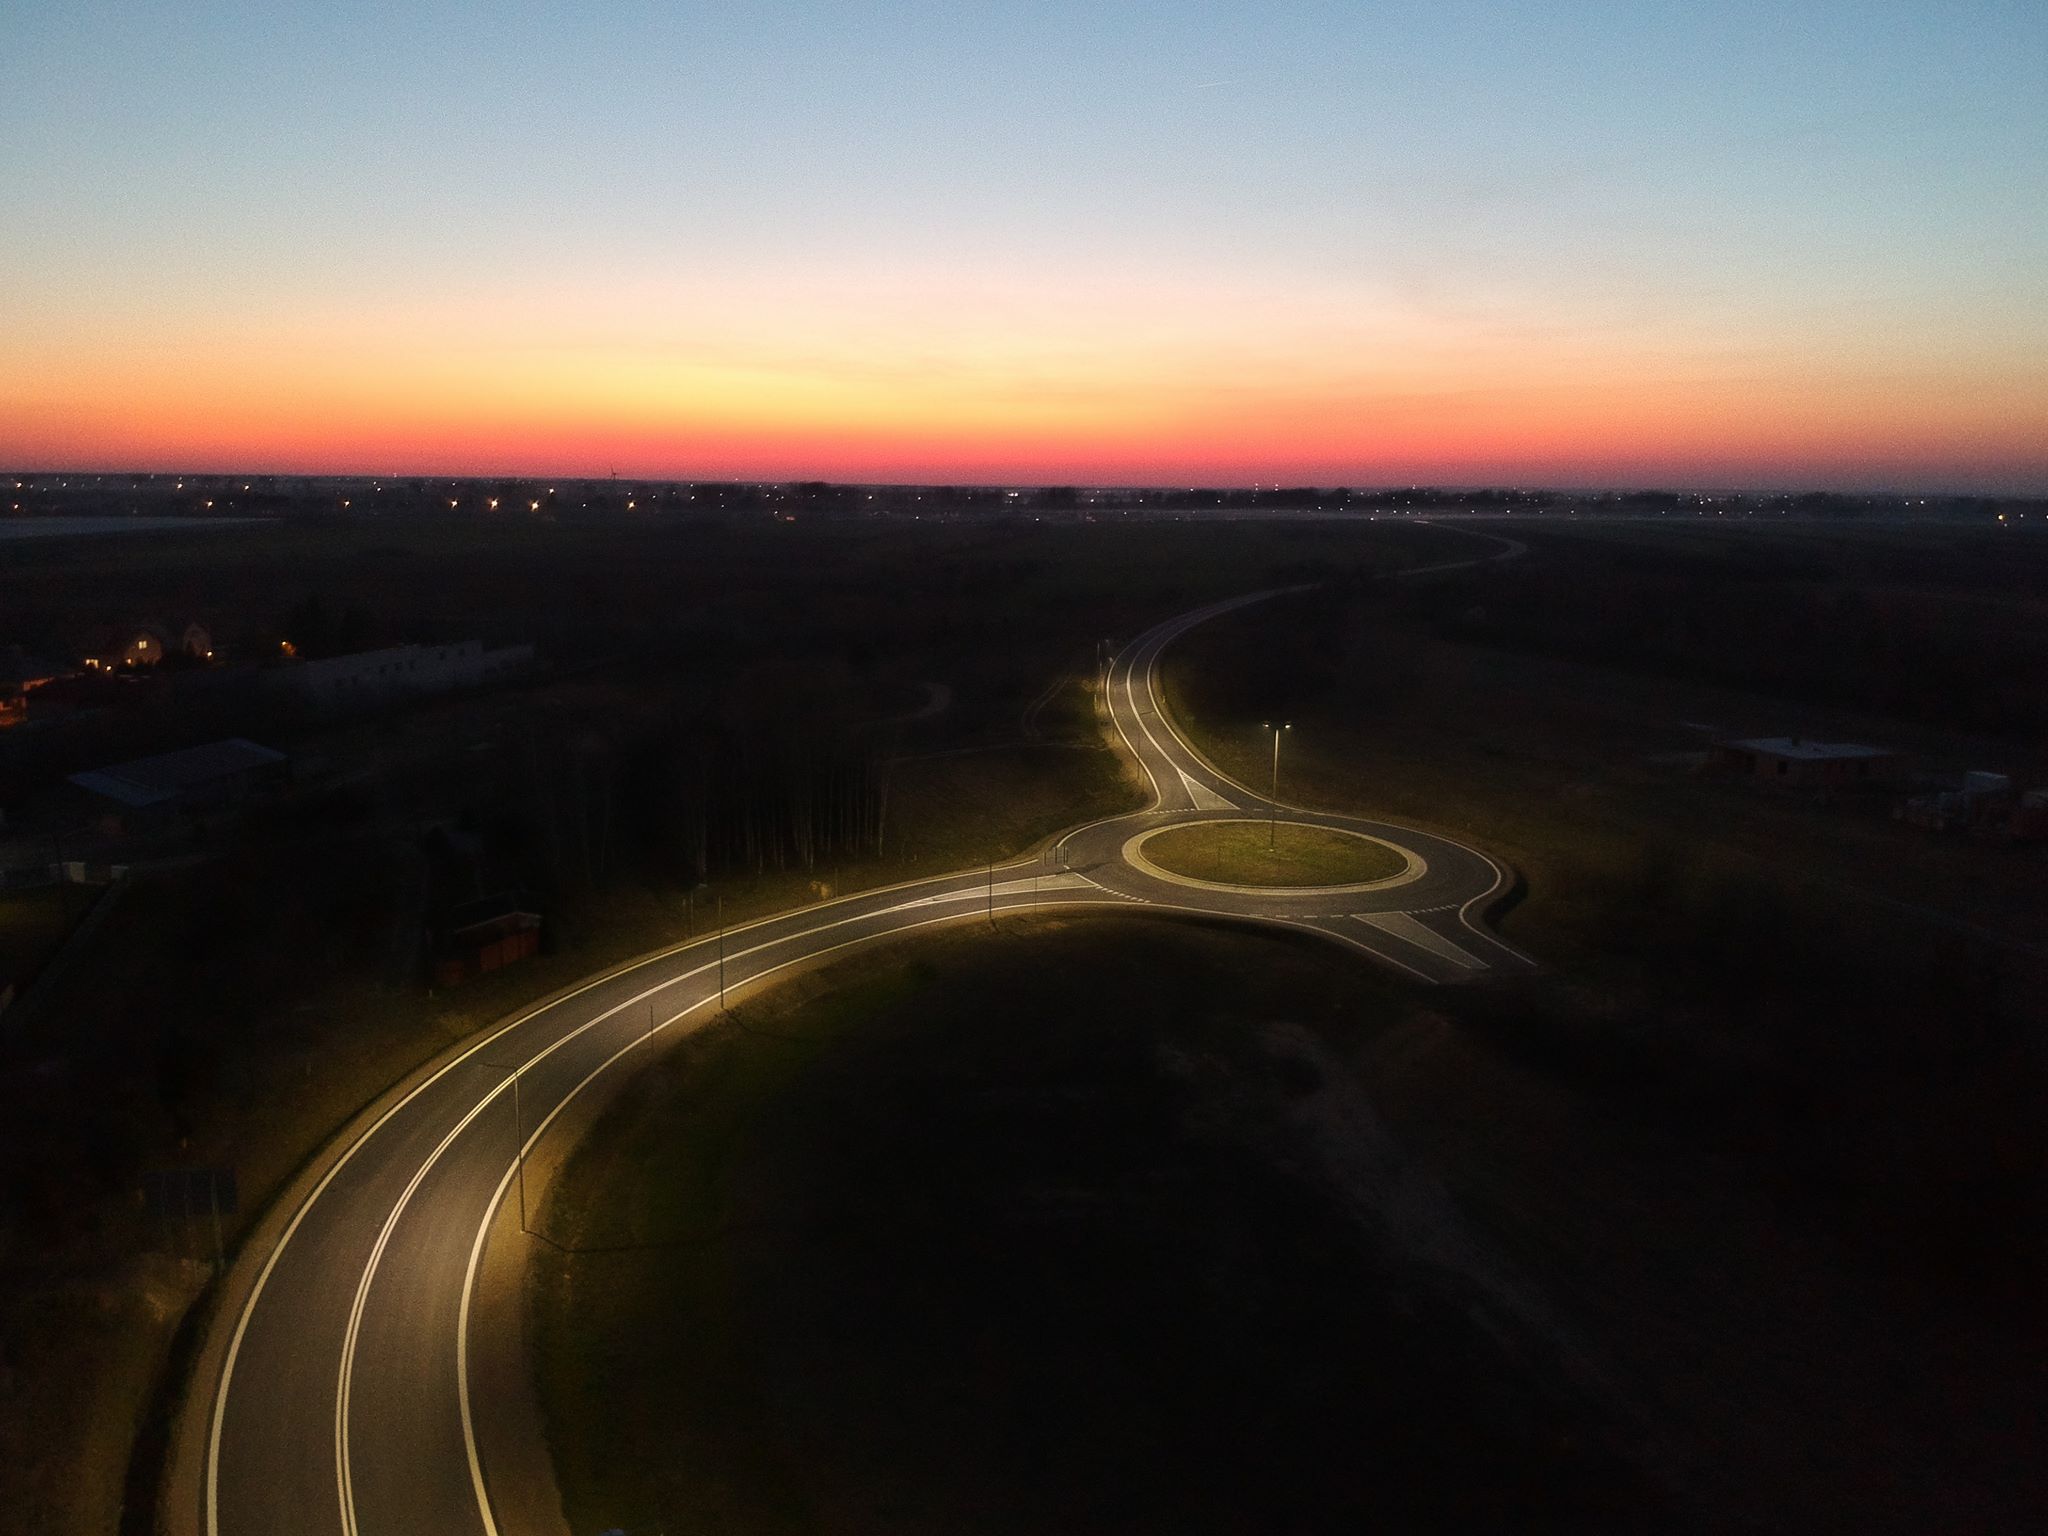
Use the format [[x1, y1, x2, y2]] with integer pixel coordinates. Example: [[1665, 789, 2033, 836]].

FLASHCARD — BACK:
[[2, 1, 2043, 491]]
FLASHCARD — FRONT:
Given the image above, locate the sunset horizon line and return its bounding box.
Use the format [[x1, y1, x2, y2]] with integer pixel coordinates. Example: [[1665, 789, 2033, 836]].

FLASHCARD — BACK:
[[8, 463, 2044, 500]]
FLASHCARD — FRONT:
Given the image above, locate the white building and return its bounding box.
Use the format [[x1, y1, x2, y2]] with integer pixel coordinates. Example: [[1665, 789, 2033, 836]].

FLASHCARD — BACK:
[[280, 641, 534, 713]]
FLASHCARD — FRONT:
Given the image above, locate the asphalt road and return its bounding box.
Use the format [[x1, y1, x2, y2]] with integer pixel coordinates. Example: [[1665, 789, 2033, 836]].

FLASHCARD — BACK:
[[197, 536, 1532, 1536]]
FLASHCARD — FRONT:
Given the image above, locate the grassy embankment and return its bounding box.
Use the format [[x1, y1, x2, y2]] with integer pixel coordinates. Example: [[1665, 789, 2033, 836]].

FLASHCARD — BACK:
[[0, 884, 97, 994], [1139, 819, 1407, 886], [531, 918, 1669, 1536]]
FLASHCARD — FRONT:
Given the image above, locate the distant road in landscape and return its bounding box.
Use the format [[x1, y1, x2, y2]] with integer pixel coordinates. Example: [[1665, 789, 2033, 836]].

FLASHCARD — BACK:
[[188, 526, 1532, 1536]]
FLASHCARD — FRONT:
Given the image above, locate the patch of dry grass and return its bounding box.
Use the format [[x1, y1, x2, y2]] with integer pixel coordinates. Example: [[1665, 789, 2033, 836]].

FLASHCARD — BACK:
[[1141, 819, 1407, 886]]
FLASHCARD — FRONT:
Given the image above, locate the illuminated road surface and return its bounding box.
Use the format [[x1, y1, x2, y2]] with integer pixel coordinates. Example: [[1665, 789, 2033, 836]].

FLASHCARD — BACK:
[[197, 534, 1532, 1536]]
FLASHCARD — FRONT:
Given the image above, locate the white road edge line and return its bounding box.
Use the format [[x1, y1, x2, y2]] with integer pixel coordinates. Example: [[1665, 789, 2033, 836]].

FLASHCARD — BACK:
[[1333, 919, 1439, 983]]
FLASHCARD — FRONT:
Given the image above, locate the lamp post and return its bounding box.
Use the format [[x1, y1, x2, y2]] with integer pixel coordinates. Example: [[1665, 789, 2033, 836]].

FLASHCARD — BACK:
[[482, 1060, 530, 1233], [510, 1067, 526, 1231], [1262, 721, 1291, 849]]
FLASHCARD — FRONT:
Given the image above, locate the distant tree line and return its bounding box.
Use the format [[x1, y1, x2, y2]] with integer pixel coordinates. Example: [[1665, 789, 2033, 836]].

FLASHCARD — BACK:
[[9, 470, 2038, 527]]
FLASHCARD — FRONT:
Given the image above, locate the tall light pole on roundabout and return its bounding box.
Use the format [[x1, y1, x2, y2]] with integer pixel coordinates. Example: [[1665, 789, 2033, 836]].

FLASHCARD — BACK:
[[1262, 721, 1290, 850]]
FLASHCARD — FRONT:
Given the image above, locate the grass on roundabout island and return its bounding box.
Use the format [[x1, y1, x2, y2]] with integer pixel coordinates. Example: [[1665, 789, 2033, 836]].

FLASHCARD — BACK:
[[1142, 819, 1407, 888]]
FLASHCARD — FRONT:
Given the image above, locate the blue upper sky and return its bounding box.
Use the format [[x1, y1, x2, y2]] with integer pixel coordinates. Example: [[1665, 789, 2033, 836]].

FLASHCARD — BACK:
[[3, 1, 2043, 487]]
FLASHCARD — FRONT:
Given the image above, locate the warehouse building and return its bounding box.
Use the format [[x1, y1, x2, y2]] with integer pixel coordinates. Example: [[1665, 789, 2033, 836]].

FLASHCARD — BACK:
[[69, 738, 290, 831], [1709, 737, 1906, 790]]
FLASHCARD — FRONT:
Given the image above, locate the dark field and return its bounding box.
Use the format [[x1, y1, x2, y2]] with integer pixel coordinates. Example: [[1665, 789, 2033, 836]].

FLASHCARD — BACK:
[[531, 918, 1669, 1536], [1468, 519, 2048, 739], [1163, 519, 2048, 1530]]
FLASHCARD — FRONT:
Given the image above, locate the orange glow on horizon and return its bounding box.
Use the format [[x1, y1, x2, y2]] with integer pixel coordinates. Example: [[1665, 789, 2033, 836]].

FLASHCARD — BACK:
[[3, 279, 2041, 492]]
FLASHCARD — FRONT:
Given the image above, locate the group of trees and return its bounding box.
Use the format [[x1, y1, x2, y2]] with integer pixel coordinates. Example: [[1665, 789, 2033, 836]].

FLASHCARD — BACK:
[[481, 661, 895, 908]]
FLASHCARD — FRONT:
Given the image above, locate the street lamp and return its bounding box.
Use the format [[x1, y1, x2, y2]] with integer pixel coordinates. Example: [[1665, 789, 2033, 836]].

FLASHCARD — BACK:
[[1261, 721, 1291, 849], [481, 1059, 531, 1233]]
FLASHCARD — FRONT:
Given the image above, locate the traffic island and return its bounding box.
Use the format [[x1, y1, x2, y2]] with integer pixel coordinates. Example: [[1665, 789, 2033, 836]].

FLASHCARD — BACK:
[[1132, 818, 1417, 892]]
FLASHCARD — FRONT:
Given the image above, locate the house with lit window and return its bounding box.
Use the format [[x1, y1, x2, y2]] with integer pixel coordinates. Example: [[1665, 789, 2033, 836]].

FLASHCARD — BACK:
[[85, 620, 215, 669]]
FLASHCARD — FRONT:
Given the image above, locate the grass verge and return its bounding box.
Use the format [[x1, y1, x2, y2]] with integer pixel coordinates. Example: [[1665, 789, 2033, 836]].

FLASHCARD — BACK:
[[0, 884, 100, 994], [1140, 819, 1408, 886], [528, 917, 1667, 1536]]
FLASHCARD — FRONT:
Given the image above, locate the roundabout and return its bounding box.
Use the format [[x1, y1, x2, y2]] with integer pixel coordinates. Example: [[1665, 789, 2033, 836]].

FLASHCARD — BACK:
[[185, 533, 1535, 1536]]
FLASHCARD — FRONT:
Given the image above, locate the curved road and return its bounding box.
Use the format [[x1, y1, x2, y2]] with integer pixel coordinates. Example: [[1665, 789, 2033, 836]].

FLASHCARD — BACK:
[[197, 532, 1531, 1536]]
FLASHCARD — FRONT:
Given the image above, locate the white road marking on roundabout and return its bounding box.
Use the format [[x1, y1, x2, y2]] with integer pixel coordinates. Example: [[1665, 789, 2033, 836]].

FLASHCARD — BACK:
[[1179, 768, 1235, 810], [1354, 911, 1485, 970], [1300, 916, 1437, 983], [1455, 850, 1537, 967]]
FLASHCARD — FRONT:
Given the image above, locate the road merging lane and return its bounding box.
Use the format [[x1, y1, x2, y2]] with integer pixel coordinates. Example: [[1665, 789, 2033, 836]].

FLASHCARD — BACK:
[[201, 555, 1533, 1536]]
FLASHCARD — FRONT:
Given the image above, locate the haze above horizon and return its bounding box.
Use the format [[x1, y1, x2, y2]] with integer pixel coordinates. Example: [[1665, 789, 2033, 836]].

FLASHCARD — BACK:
[[3, 1, 2043, 493]]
